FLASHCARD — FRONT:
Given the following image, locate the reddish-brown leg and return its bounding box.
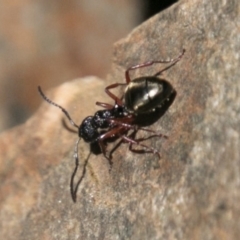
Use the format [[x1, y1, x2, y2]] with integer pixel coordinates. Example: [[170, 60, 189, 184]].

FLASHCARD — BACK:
[[97, 125, 129, 167], [121, 135, 161, 159], [126, 130, 166, 157], [104, 83, 127, 105], [109, 118, 168, 139], [97, 122, 165, 163], [125, 49, 185, 83], [107, 127, 167, 161], [95, 101, 114, 109]]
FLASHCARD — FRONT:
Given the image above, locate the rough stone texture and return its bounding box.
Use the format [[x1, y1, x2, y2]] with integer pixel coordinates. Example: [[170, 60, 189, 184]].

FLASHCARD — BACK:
[[0, 0, 240, 239]]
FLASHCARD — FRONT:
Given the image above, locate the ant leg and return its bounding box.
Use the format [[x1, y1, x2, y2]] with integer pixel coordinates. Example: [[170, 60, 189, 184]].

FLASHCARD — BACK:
[[107, 129, 166, 161], [109, 119, 168, 139], [125, 49, 185, 83], [131, 126, 168, 139], [121, 135, 161, 159], [154, 49, 185, 77], [127, 130, 149, 154], [98, 139, 113, 171], [131, 134, 167, 142], [127, 131, 165, 156], [97, 126, 128, 170], [105, 83, 127, 105], [38, 86, 79, 129], [96, 101, 114, 109], [108, 138, 124, 161]]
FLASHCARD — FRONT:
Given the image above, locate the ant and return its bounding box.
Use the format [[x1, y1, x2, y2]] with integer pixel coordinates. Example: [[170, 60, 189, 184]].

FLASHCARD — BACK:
[[38, 49, 185, 202]]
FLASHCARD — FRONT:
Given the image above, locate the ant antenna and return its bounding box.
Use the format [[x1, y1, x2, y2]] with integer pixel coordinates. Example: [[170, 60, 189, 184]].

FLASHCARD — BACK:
[[70, 137, 90, 203], [38, 86, 79, 129], [38, 86, 90, 202]]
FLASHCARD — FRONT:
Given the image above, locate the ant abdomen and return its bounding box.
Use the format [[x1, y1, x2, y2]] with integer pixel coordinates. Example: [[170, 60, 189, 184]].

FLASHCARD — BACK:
[[124, 77, 176, 114]]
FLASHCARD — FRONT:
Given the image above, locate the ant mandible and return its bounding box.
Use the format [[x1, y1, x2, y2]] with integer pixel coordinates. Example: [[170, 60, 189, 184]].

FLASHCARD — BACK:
[[38, 49, 185, 202]]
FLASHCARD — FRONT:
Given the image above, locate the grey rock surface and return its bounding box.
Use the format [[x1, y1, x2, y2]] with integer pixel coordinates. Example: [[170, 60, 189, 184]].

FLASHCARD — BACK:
[[0, 0, 240, 239]]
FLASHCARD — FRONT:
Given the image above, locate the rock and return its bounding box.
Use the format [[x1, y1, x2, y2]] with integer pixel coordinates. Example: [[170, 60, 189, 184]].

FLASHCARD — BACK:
[[0, 0, 240, 239]]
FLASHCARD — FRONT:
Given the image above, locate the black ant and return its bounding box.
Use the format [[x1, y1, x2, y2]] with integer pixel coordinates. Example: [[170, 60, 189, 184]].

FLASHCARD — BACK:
[[38, 49, 185, 202]]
